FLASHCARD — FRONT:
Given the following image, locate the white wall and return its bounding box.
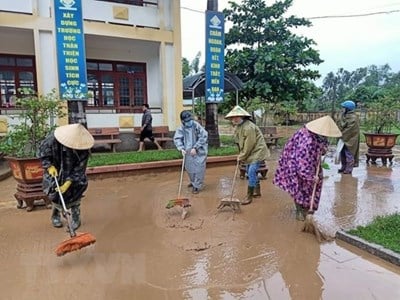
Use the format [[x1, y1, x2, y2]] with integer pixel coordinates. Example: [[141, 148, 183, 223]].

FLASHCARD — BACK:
[[0, 0, 33, 14], [37, 30, 57, 94], [82, 0, 159, 28], [0, 28, 34, 55]]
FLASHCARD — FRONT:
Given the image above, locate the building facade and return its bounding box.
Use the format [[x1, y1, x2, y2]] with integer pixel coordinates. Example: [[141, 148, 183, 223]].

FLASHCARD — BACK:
[[0, 0, 183, 132]]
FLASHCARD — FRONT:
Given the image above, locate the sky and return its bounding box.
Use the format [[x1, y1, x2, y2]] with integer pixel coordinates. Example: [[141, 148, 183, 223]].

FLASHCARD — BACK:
[[180, 0, 400, 85]]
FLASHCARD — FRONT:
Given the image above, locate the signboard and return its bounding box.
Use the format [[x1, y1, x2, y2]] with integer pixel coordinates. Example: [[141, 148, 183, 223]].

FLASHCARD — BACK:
[[205, 11, 224, 103], [54, 0, 87, 100]]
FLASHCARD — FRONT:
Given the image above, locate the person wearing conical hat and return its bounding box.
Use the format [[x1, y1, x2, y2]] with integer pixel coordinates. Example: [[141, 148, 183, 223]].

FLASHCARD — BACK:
[[337, 100, 360, 174], [38, 123, 94, 230], [225, 105, 270, 205], [273, 116, 341, 220]]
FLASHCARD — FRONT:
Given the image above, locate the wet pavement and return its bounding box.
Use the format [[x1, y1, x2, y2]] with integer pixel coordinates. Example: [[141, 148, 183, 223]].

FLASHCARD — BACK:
[[0, 148, 400, 299]]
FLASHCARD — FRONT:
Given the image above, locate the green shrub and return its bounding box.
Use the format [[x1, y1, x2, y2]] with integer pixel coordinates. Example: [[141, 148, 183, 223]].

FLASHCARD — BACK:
[[88, 146, 238, 167]]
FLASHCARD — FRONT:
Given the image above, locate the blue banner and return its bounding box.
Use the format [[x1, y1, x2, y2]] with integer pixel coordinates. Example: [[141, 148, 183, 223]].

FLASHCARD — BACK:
[[54, 0, 87, 100], [205, 11, 224, 103]]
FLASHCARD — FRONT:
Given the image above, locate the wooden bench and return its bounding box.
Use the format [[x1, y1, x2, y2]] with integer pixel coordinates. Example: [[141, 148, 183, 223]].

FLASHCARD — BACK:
[[88, 127, 121, 152], [133, 126, 173, 149], [261, 126, 283, 148]]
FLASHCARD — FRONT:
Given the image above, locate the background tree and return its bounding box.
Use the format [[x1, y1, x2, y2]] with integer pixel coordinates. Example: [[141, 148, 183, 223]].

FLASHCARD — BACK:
[[223, 0, 323, 114], [182, 57, 190, 78], [190, 51, 202, 75], [319, 64, 397, 114]]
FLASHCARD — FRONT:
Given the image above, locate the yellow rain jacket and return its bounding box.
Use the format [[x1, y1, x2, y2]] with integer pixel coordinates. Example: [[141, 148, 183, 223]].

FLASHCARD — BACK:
[[234, 119, 270, 163]]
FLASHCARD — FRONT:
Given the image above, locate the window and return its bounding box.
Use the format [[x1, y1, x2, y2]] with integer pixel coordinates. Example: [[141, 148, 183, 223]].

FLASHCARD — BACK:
[[0, 55, 36, 108], [86, 60, 147, 112]]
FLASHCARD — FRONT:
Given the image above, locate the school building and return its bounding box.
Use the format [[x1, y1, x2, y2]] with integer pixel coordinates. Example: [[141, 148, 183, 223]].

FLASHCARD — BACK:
[[0, 0, 183, 134]]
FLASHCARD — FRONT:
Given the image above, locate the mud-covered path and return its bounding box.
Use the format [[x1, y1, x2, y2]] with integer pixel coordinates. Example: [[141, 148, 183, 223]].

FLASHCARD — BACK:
[[0, 158, 400, 299]]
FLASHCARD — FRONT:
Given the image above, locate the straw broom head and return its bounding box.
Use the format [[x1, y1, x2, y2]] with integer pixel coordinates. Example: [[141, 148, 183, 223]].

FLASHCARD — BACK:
[[55, 232, 96, 256]]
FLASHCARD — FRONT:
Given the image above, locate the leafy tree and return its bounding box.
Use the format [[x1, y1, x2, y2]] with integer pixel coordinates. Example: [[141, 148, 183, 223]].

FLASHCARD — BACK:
[[223, 0, 323, 110], [190, 51, 202, 75], [320, 64, 397, 113], [182, 57, 190, 78]]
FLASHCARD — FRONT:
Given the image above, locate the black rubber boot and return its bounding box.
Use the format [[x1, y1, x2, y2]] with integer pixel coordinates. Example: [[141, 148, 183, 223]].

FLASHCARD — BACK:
[[71, 205, 81, 231], [253, 183, 261, 197], [241, 186, 254, 205], [51, 207, 63, 228]]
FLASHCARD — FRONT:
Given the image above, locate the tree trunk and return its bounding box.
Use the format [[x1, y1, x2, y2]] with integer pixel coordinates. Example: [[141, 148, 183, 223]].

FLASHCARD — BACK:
[[205, 103, 220, 147], [206, 0, 220, 147]]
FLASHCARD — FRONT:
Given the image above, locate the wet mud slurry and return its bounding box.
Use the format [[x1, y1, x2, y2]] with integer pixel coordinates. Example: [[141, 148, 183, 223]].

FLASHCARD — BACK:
[[0, 154, 400, 299]]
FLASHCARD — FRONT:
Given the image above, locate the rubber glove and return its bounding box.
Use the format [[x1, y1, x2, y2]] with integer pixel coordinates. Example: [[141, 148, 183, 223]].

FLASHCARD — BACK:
[[47, 165, 58, 178], [56, 180, 72, 194]]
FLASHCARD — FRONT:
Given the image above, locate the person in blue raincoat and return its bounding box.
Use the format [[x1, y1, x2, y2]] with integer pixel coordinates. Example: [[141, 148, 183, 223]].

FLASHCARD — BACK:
[[174, 111, 208, 194]]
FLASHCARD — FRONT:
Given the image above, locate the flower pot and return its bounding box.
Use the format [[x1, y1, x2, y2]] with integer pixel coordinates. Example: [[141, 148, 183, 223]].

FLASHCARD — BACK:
[[5, 156, 51, 211], [363, 133, 399, 165]]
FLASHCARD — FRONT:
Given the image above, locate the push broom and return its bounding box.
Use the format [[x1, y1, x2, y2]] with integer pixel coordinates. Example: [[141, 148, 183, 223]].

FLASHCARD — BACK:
[[217, 160, 241, 212], [165, 153, 191, 219], [54, 177, 96, 256]]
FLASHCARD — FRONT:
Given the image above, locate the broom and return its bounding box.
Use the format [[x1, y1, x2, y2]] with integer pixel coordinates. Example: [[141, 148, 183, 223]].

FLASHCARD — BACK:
[[302, 157, 329, 242], [54, 177, 96, 256], [165, 154, 190, 219], [217, 160, 241, 212]]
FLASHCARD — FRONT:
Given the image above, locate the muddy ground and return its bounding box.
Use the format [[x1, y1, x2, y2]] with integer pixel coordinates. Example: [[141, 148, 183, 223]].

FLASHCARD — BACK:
[[0, 151, 400, 299]]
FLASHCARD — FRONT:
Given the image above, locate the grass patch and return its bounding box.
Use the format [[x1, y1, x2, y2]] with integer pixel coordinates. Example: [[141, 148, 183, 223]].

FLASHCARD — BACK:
[[88, 146, 238, 167], [347, 213, 400, 254]]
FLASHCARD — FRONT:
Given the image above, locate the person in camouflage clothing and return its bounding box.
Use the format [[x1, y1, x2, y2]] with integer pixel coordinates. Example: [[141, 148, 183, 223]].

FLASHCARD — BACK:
[[38, 123, 94, 230]]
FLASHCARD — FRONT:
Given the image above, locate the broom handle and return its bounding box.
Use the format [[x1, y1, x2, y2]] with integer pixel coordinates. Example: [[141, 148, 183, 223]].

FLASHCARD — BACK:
[[230, 160, 240, 201], [54, 176, 76, 237], [177, 153, 185, 199], [308, 157, 321, 213]]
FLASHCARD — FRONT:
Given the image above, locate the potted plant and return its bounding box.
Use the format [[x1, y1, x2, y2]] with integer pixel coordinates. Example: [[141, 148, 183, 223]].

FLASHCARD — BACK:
[[363, 89, 400, 165], [0, 88, 65, 211]]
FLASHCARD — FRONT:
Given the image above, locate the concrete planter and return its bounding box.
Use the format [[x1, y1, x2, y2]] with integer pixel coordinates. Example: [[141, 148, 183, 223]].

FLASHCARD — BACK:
[[5, 156, 51, 211]]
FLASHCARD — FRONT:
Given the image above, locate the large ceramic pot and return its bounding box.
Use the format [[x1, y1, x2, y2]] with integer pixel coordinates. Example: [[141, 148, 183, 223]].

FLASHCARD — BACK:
[[363, 133, 399, 165], [5, 156, 50, 211]]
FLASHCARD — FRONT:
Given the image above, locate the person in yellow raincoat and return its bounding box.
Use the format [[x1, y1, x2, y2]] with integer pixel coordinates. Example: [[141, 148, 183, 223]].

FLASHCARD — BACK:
[[337, 100, 360, 174], [225, 106, 270, 205]]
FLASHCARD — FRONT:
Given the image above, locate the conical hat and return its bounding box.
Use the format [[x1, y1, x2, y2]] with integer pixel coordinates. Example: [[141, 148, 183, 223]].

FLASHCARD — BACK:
[[54, 124, 94, 150], [225, 105, 251, 119], [305, 115, 342, 137]]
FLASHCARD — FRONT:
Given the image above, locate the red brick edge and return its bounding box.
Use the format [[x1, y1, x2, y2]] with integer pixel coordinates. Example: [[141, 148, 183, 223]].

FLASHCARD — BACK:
[[86, 155, 237, 176]]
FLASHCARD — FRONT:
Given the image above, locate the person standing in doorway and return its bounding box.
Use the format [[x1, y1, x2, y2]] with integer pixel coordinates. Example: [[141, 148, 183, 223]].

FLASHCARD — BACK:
[[174, 110, 208, 194], [337, 100, 360, 174], [225, 105, 270, 205], [139, 103, 163, 151]]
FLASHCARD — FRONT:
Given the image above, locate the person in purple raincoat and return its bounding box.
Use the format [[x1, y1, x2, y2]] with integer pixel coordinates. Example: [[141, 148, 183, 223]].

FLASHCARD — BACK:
[[273, 116, 342, 221]]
